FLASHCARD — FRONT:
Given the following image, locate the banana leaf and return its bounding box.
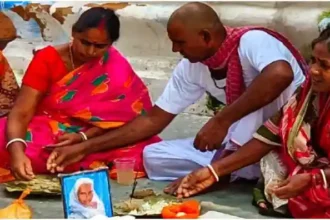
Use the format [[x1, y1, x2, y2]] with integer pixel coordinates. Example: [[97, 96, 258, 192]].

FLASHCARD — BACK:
[[3, 175, 61, 195], [113, 189, 182, 217]]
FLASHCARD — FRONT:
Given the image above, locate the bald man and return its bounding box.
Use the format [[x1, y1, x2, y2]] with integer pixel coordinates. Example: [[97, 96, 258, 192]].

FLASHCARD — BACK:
[[47, 2, 307, 190]]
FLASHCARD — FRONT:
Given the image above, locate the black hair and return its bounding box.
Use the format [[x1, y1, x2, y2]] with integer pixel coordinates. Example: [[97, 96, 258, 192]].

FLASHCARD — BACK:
[[72, 7, 120, 42], [312, 24, 330, 51]]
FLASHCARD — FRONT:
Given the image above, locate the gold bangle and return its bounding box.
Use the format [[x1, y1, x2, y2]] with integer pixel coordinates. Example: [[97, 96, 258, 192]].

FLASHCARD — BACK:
[[79, 132, 88, 141]]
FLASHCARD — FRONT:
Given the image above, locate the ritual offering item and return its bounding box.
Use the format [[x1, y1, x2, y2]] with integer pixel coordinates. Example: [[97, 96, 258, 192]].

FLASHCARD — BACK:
[[0, 189, 32, 219], [161, 200, 201, 219], [4, 175, 61, 195], [114, 189, 182, 217]]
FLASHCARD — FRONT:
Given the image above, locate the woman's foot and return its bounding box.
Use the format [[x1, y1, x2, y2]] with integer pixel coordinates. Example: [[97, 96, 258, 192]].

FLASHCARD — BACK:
[[252, 186, 291, 218]]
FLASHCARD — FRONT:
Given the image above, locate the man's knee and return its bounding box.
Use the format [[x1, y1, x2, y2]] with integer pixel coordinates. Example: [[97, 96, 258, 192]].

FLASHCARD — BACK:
[[143, 142, 161, 161]]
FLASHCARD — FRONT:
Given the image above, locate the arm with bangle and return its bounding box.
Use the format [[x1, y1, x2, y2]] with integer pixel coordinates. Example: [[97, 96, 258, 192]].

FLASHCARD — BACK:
[[207, 139, 329, 199], [6, 86, 44, 180], [79, 127, 106, 141], [208, 138, 275, 181]]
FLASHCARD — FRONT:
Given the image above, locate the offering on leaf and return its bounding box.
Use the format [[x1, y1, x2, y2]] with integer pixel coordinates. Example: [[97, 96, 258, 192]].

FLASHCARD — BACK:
[[114, 189, 182, 217], [161, 200, 201, 219], [4, 175, 61, 195]]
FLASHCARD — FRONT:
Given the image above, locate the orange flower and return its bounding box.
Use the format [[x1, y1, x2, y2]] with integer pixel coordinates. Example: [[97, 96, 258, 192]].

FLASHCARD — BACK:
[[161, 200, 200, 219]]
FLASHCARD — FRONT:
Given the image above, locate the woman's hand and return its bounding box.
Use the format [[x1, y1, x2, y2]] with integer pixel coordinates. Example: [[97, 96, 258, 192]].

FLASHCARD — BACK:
[[46, 143, 87, 173], [9, 144, 35, 181], [272, 173, 312, 199], [49, 133, 83, 148], [171, 167, 217, 198]]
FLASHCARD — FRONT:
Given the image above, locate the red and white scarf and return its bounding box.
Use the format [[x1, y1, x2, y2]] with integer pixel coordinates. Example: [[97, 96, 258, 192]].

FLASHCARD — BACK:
[[202, 26, 309, 104]]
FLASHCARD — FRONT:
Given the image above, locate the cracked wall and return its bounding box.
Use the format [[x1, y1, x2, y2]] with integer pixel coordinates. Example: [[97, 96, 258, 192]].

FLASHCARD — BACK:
[[1, 2, 329, 72]]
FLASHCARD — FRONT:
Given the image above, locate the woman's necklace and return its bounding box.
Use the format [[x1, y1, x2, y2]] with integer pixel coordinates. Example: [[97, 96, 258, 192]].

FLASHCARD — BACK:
[[69, 43, 75, 70]]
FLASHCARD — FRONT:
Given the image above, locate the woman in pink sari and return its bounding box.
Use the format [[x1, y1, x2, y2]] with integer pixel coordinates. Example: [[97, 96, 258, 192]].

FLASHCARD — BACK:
[[1, 7, 160, 181]]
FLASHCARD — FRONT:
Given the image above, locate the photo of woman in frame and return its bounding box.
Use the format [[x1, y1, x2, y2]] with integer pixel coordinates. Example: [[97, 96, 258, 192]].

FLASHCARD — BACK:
[[59, 168, 113, 219]]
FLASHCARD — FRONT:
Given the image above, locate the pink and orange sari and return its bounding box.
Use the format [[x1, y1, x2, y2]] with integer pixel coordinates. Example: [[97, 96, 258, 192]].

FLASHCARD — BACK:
[[0, 46, 161, 182]]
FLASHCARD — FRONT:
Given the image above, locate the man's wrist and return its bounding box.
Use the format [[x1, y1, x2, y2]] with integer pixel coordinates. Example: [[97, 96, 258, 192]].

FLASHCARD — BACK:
[[214, 108, 235, 128]]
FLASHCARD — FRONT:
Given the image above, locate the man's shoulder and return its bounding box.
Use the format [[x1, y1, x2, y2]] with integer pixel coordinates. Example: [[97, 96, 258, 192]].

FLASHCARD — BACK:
[[239, 29, 278, 46], [174, 58, 208, 78], [238, 29, 287, 60], [177, 58, 207, 69]]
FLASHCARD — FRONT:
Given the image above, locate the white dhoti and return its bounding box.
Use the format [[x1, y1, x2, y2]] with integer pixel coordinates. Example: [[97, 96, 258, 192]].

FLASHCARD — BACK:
[[143, 82, 298, 181], [143, 137, 260, 181], [143, 108, 271, 181]]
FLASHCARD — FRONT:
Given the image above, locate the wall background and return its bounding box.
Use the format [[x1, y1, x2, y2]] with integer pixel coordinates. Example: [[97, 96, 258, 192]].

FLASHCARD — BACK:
[[1, 1, 329, 116]]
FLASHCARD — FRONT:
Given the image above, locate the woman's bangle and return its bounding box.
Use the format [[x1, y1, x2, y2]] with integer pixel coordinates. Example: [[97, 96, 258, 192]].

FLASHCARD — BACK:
[[6, 138, 27, 149], [207, 164, 219, 182], [79, 132, 88, 141]]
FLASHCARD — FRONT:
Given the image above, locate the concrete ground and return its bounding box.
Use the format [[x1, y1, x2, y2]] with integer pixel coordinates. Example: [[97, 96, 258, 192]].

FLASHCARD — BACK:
[[0, 115, 266, 219]]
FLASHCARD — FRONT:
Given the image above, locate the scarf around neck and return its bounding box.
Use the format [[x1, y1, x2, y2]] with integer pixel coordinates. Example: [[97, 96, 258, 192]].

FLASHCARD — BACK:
[[202, 26, 309, 105]]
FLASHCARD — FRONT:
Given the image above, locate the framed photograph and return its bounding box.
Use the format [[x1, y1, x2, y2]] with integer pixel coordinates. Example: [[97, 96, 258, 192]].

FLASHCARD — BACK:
[[59, 167, 113, 219]]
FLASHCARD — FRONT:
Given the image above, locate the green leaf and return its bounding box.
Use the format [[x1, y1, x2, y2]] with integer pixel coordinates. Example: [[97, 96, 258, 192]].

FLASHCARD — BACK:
[[318, 11, 330, 22]]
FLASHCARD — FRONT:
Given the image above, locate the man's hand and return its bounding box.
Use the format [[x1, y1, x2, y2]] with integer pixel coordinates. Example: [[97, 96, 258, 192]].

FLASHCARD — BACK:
[[173, 167, 217, 198], [194, 116, 231, 152], [46, 143, 87, 173], [272, 173, 312, 199], [10, 150, 35, 181]]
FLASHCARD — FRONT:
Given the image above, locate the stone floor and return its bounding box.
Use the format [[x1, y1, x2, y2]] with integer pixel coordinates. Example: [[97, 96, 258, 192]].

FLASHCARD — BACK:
[[0, 113, 267, 219]]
